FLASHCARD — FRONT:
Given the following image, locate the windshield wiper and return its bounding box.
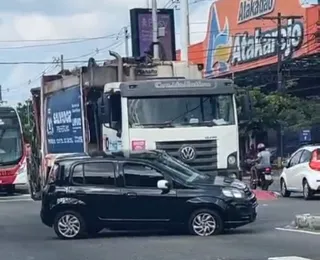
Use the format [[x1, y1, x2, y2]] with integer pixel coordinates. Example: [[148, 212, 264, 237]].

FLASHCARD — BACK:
[[186, 121, 218, 127], [135, 123, 176, 128]]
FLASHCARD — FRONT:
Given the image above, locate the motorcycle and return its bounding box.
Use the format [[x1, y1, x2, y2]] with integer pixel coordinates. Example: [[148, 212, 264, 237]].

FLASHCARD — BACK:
[[246, 159, 274, 190]]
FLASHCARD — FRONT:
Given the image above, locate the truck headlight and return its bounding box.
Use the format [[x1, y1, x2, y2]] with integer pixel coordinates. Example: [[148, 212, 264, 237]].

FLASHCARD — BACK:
[[228, 155, 236, 165], [222, 188, 244, 198]]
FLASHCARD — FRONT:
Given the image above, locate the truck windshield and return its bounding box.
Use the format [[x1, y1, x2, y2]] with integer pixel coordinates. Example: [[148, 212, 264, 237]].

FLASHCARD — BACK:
[[0, 128, 23, 165], [128, 95, 235, 128]]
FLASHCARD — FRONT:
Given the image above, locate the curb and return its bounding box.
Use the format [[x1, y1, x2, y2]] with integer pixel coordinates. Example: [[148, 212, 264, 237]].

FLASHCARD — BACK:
[[252, 190, 280, 200], [294, 214, 320, 231]]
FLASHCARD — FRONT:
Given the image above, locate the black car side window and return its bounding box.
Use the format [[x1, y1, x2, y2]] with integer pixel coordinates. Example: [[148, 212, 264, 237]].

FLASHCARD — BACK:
[[84, 162, 116, 186], [72, 164, 84, 185], [123, 163, 163, 188]]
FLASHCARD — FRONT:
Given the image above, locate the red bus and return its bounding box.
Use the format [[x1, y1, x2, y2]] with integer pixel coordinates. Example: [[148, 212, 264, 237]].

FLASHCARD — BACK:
[[0, 105, 27, 194]]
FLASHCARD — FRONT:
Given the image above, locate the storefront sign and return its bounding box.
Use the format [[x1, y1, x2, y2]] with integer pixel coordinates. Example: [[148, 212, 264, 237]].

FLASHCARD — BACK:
[[231, 18, 304, 65], [238, 0, 275, 24]]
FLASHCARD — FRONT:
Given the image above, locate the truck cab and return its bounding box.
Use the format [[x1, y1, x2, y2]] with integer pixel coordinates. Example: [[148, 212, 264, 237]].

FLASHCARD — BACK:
[[99, 78, 246, 178]]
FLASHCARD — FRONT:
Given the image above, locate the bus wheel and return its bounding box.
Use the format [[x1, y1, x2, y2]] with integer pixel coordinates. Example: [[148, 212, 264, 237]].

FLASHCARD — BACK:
[[6, 185, 15, 195]]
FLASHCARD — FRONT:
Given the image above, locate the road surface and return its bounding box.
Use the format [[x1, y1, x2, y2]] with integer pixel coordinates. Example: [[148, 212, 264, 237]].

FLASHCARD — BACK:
[[1, 192, 320, 260]]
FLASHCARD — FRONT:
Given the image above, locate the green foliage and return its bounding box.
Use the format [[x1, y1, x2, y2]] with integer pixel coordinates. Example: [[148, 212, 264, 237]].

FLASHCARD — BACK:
[[16, 100, 34, 143], [238, 87, 320, 135]]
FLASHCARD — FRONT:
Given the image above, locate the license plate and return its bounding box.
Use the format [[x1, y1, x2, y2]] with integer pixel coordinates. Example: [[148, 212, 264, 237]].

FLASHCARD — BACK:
[[265, 175, 272, 180]]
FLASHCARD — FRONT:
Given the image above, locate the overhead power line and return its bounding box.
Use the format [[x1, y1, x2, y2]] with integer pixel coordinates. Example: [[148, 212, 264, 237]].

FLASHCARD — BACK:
[[0, 34, 120, 43], [0, 33, 124, 50]]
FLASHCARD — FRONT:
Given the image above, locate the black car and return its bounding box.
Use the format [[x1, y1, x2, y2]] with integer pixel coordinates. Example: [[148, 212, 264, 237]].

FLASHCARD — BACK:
[[40, 150, 257, 239]]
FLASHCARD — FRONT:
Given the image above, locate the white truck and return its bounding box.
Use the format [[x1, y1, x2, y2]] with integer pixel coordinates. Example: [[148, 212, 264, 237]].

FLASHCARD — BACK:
[[99, 77, 249, 179], [28, 51, 250, 199]]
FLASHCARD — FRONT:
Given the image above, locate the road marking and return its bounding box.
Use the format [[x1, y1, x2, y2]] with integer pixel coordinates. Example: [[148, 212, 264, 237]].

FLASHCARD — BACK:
[[0, 194, 33, 202], [0, 198, 33, 202], [275, 227, 320, 235], [269, 257, 313, 260]]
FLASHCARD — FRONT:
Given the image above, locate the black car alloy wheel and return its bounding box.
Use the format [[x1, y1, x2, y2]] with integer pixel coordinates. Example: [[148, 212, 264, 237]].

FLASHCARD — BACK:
[[53, 210, 87, 239], [189, 209, 223, 236]]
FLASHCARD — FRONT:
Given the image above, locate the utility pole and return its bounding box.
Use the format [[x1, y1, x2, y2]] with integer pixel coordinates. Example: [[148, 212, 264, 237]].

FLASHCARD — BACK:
[[152, 0, 160, 61], [27, 99, 31, 126], [60, 54, 64, 72], [257, 13, 303, 159], [124, 26, 129, 57], [180, 0, 190, 62], [146, 0, 150, 8]]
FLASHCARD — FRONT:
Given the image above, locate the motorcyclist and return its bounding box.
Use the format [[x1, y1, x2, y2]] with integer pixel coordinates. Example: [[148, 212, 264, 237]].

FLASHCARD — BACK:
[[247, 144, 256, 159], [251, 143, 271, 181]]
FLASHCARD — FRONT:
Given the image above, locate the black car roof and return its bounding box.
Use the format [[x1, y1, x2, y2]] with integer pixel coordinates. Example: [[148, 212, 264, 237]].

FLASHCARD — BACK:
[[55, 150, 164, 164]]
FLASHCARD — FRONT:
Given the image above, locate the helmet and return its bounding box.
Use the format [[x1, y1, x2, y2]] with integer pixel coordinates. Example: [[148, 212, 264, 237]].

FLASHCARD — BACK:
[[257, 143, 265, 149]]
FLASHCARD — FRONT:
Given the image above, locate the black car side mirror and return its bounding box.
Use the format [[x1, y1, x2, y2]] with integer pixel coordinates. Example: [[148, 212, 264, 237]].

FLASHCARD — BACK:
[[157, 180, 169, 190]]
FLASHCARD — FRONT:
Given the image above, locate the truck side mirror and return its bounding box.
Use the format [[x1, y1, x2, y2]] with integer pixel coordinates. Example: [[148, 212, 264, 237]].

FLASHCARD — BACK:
[[239, 94, 252, 121], [98, 94, 110, 124]]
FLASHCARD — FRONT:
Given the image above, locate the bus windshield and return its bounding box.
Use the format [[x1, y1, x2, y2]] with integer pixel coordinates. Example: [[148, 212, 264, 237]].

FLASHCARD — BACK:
[[128, 94, 235, 128], [0, 128, 23, 165]]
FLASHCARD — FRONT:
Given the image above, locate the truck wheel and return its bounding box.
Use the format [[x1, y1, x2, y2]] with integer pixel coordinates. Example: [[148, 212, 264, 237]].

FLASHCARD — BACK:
[[188, 209, 224, 236]]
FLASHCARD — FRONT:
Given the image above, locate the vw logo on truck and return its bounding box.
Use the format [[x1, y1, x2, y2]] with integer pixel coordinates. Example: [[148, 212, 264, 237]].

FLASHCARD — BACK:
[[179, 145, 196, 161]]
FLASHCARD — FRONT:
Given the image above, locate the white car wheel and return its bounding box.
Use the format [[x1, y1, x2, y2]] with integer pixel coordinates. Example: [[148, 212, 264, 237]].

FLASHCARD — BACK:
[[303, 180, 313, 200], [280, 179, 290, 197]]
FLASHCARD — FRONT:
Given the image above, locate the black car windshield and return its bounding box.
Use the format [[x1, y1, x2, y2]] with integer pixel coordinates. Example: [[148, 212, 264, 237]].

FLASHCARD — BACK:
[[128, 95, 235, 128], [155, 153, 213, 183]]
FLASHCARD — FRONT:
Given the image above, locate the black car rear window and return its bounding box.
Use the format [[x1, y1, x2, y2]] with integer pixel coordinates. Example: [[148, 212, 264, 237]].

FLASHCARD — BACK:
[[46, 164, 59, 184], [71, 162, 116, 186]]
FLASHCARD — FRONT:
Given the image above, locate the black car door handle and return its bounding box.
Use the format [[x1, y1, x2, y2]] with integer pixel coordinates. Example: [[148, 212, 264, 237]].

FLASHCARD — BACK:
[[75, 190, 86, 195], [125, 192, 137, 198]]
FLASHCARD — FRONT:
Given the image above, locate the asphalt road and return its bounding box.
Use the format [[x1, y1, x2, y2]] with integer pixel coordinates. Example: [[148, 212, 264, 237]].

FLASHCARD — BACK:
[[1, 192, 320, 260]]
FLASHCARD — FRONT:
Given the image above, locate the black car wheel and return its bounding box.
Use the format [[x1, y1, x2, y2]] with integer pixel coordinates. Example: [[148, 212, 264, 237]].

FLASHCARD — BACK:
[[188, 209, 223, 236], [280, 179, 291, 197], [303, 179, 313, 200], [53, 210, 87, 239]]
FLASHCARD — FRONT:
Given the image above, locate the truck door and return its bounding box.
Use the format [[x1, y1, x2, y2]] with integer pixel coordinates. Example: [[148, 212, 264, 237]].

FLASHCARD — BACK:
[[103, 92, 122, 152]]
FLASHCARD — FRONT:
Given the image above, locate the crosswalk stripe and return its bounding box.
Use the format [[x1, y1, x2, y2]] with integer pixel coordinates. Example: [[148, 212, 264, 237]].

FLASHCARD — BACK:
[[0, 194, 33, 202], [269, 257, 313, 260]]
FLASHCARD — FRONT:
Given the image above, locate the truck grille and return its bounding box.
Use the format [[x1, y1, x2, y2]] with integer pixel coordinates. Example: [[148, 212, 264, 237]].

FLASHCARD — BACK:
[[156, 140, 217, 173]]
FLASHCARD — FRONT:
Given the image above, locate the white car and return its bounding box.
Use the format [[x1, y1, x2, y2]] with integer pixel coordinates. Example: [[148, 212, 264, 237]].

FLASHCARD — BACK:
[[280, 144, 320, 200]]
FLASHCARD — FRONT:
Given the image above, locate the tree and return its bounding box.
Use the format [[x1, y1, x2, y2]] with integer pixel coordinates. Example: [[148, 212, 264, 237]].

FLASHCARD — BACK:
[[16, 99, 34, 143], [238, 87, 320, 136]]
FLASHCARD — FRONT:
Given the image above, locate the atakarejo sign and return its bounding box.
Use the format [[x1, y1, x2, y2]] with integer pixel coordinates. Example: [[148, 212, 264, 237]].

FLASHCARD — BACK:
[[46, 85, 85, 153]]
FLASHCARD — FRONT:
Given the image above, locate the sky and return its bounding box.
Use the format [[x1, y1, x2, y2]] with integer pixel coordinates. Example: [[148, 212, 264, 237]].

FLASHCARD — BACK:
[[0, 0, 214, 106]]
